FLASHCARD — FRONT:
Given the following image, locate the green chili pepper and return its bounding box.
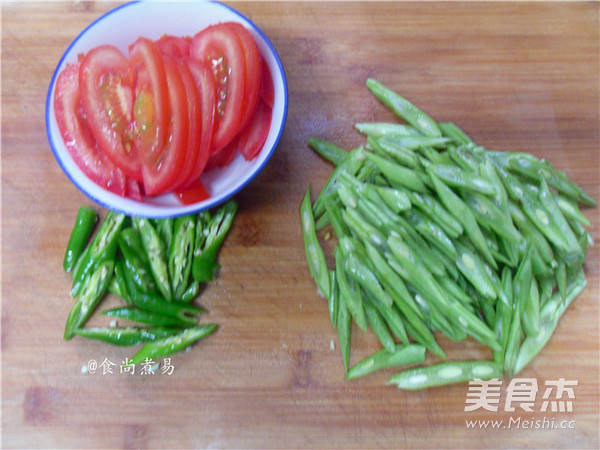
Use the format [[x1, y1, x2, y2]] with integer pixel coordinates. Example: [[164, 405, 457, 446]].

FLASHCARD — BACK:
[[133, 217, 172, 301], [192, 200, 238, 283], [180, 281, 200, 304], [65, 260, 114, 339], [118, 233, 156, 295], [128, 324, 219, 366], [155, 218, 174, 256], [102, 307, 191, 328], [63, 205, 98, 273], [169, 215, 196, 300], [73, 326, 181, 346], [71, 211, 125, 298]]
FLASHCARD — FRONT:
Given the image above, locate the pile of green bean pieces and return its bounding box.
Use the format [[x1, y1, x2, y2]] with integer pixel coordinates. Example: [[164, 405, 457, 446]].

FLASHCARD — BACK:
[[301, 79, 595, 390], [63, 200, 237, 366]]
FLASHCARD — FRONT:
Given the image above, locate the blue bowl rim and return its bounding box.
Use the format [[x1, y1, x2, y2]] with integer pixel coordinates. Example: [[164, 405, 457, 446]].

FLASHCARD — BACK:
[[45, 0, 288, 219]]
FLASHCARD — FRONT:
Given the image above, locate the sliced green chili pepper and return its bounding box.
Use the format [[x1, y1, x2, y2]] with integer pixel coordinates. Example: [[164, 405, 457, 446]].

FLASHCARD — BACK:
[[118, 233, 156, 295], [180, 281, 200, 304], [128, 324, 219, 366], [63, 205, 98, 273], [73, 326, 181, 346], [155, 218, 174, 256], [102, 306, 191, 328], [169, 214, 196, 300], [133, 217, 172, 301], [192, 200, 238, 283], [65, 260, 114, 339]]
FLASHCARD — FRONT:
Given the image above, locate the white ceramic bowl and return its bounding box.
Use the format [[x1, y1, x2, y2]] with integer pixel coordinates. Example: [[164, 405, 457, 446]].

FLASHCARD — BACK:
[[46, 0, 287, 218]]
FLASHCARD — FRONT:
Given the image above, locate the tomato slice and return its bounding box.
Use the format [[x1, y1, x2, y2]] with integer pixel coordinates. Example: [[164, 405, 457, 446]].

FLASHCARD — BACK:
[[205, 135, 239, 171], [78, 45, 140, 180], [54, 61, 127, 196], [128, 37, 170, 166], [126, 177, 143, 201], [227, 23, 262, 132], [141, 55, 189, 196], [156, 34, 191, 58], [182, 58, 216, 187], [172, 59, 201, 189], [175, 178, 210, 205], [260, 57, 274, 109], [190, 23, 246, 152], [238, 99, 272, 161]]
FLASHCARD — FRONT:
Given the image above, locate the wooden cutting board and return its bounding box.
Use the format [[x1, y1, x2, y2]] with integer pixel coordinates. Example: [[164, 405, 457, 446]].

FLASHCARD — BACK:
[[2, 2, 598, 448]]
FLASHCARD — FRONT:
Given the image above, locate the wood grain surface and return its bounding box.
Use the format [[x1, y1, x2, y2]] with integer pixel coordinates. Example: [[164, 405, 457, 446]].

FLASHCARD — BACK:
[[2, 2, 598, 448]]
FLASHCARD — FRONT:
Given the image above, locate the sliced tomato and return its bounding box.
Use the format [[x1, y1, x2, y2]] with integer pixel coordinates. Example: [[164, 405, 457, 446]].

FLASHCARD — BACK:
[[238, 99, 272, 161], [205, 135, 238, 171], [182, 58, 217, 187], [175, 178, 210, 205], [156, 35, 191, 58], [54, 60, 127, 196], [190, 23, 246, 152], [78, 45, 140, 180], [260, 57, 274, 109], [126, 177, 143, 201], [172, 59, 202, 189], [227, 23, 262, 132], [128, 37, 170, 165], [141, 55, 189, 196]]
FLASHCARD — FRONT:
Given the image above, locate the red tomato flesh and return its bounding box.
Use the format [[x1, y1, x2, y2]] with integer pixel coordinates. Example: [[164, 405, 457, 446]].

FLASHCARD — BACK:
[[54, 60, 127, 196], [128, 37, 170, 166], [260, 57, 274, 109], [78, 45, 141, 180], [175, 178, 211, 205], [238, 99, 272, 161], [190, 23, 246, 152]]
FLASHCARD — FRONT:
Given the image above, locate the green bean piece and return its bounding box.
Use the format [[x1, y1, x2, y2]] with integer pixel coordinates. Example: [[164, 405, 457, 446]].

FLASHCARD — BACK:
[[63, 205, 98, 273], [336, 286, 352, 374], [369, 136, 419, 169], [372, 298, 409, 345], [438, 122, 473, 145], [374, 134, 449, 151], [365, 79, 442, 137], [312, 148, 367, 218], [102, 306, 191, 328], [334, 247, 368, 331], [180, 281, 200, 304], [128, 324, 219, 367], [344, 251, 393, 308], [513, 269, 586, 375], [133, 217, 172, 301], [324, 200, 350, 238], [375, 185, 411, 214], [454, 242, 497, 301], [366, 151, 429, 193], [168, 215, 196, 300], [71, 211, 126, 298], [508, 201, 555, 267], [522, 277, 540, 337], [327, 270, 339, 327], [447, 144, 484, 172], [409, 191, 463, 239], [554, 194, 592, 227], [430, 164, 497, 196], [347, 344, 426, 380], [300, 188, 331, 299], [355, 122, 421, 138], [538, 178, 584, 266], [308, 137, 347, 166], [64, 260, 114, 339], [73, 326, 181, 347], [428, 170, 497, 269], [387, 361, 502, 390], [503, 302, 523, 376], [556, 260, 567, 303], [404, 209, 456, 261], [341, 207, 388, 254], [363, 299, 395, 353], [118, 234, 156, 295], [155, 218, 174, 256], [462, 191, 523, 244], [192, 200, 238, 283]]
